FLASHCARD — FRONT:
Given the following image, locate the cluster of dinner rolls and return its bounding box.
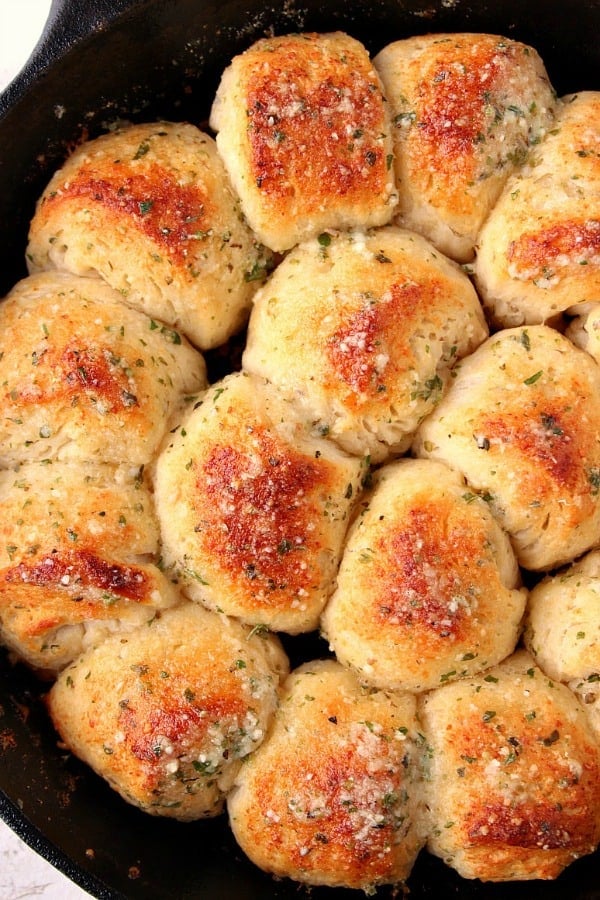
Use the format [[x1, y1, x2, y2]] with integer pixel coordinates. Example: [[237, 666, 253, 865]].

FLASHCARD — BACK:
[[0, 25, 598, 895]]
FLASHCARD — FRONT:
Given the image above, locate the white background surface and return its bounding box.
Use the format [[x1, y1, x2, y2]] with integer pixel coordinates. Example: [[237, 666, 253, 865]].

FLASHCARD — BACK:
[[0, 0, 52, 91], [0, 6, 95, 898]]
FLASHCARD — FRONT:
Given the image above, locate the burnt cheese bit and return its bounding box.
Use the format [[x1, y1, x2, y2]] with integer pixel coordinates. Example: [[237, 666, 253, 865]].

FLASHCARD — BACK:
[[44, 163, 213, 267]]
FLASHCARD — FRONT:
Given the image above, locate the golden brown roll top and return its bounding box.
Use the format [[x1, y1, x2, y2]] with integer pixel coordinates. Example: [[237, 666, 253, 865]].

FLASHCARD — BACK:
[[47, 603, 289, 820], [0, 460, 178, 671], [419, 650, 600, 881], [243, 227, 487, 464], [475, 91, 600, 326], [26, 122, 271, 349], [0, 272, 206, 466], [374, 33, 557, 262], [209, 32, 398, 252], [322, 458, 526, 692], [153, 371, 367, 634], [414, 326, 600, 571], [0, 271, 206, 466], [227, 659, 426, 891]]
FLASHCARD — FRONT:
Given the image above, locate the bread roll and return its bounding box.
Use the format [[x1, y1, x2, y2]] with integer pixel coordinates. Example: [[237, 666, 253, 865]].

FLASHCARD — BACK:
[[227, 659, 425, 891], [209, 32, 397, 252], [26, 122, 271, 349], [524, 549, 600, 683], [374, 33, 556, 262], [566, 300, 600, 364], [414, 326, 600, 571], [322, 458, 526, 692], [243, 227, 487, 463], [419, 650, 600, 881], [153, 371, 366, 633], [475, 92, 600, 326], [524, 550, 600, 740], [0, 460, 178, 671], [48, 603, 288, 820], [0, 272, 207, 465]]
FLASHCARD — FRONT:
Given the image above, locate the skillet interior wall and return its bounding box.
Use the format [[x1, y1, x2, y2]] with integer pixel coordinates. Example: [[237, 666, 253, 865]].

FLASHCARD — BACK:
[[0, 0, 599, 898]]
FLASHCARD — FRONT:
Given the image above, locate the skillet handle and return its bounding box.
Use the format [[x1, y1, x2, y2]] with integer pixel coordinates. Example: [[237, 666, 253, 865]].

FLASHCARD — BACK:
[[40, 0, 149, 60], [0, 0, 147, 109]]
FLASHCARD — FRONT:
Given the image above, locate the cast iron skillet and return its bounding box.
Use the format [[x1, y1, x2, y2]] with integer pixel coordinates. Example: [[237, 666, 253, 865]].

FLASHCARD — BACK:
[[0, 1, 599, 898]]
